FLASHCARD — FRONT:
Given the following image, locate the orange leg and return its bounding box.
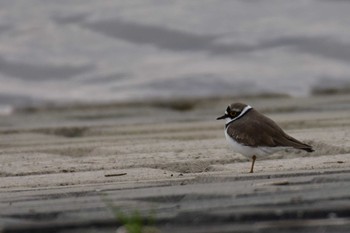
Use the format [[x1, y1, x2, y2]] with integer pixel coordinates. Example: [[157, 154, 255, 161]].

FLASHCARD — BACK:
[[249, 155, 257, 173]]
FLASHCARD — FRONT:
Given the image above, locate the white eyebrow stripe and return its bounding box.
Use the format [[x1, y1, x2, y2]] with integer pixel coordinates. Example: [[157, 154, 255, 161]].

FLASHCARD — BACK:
[[225, 105, 252, 128]]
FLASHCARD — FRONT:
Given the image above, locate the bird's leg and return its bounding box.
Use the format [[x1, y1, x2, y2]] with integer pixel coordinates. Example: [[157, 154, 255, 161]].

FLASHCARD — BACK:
[[249, 155, 257, 173]]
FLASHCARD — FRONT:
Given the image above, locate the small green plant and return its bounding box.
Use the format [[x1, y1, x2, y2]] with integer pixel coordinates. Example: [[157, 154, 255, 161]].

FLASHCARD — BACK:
[[102, 195, 158, 233], [115, 209, 144, 233]]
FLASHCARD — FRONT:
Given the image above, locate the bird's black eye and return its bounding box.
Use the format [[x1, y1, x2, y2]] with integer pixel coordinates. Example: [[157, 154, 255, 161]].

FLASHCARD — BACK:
[[230, 111, 239, 117], [230, 112, 236, 117]]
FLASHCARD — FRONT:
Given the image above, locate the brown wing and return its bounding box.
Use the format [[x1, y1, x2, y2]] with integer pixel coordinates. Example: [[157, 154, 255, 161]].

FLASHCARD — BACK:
[[227, 109, 314, 152]]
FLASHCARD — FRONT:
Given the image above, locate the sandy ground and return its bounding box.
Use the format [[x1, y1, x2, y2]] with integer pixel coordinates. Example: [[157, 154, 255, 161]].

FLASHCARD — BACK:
[[1, 94, 350, 189], [1, 94, 350, 232]]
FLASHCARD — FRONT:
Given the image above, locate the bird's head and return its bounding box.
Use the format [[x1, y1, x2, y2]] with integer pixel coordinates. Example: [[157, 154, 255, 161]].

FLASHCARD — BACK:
[[217, 103, 250, 122]]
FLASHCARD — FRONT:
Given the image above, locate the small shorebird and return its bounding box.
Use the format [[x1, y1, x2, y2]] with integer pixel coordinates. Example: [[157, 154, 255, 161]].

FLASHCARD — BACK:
[[217, 103, 314, 173]]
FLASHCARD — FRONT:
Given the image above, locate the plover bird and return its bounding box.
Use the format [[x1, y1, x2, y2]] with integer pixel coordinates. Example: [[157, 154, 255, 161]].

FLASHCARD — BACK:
[[217, 103, 314, 173]]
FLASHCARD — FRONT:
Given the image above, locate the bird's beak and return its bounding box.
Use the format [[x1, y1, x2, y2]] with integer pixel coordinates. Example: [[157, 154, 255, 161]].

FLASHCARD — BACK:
[[216, 114, 227, 120]]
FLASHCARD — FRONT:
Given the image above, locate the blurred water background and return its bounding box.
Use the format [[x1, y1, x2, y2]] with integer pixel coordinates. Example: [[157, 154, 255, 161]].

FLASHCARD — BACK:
[[1, 0, 350, 113]]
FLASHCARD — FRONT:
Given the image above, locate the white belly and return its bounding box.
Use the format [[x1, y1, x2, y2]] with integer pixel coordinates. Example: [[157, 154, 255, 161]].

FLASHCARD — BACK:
[[224, 129, 284, 159]]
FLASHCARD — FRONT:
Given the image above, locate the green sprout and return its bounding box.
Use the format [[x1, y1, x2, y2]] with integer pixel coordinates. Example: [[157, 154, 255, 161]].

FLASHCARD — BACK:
[[102, 195, 158, 233]]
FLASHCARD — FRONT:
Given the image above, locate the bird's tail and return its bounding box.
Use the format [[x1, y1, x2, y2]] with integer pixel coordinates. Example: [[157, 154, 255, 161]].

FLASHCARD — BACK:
[[300, 145, 314, 152], [276, 134, 314, 152], [288, 137, 314, 152]]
